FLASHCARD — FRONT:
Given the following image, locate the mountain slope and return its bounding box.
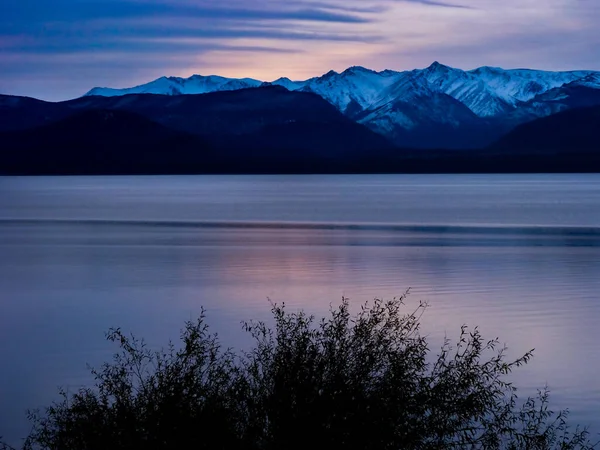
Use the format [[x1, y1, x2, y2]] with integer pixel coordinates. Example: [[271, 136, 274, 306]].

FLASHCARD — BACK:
[[460, 66, 593, 115], [0, 88, 394, 175], [413, 63, 515, 117], [0, 95, 74, 132], [508, 82, 600, 122], [299, 66, 403, 116], [296, 65, 496, 148], [490, 105, 600, 153], [0, 109, 212, 174], [72, 86, 375, 137], [356, 72, 491, 148], [3, 103, 599, 175], [1, 87, 392, 145]]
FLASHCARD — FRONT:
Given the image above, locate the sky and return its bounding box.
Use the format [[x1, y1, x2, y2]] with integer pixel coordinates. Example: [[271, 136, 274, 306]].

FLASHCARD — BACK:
[[1, 0, 599, 101]]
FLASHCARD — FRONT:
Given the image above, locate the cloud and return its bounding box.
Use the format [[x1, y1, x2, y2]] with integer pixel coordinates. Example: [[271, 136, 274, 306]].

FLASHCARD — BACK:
[[1, 39, 304, 56], [0, 0, 374, 30], [397, 0, 473, 9], [1, 0, 599, 100], [2, 27, 380, 56], [298, 2, 390, 13], [362, 0, 600, 71]]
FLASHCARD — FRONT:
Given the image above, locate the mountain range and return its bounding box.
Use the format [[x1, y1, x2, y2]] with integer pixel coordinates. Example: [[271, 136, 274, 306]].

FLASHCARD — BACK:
[[1, 62, 599, 174], [83, 62, 600, 149]]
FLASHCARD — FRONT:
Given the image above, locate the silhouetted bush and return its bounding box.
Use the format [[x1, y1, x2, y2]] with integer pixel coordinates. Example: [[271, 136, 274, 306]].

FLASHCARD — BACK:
[[11, 292, 597, 450]]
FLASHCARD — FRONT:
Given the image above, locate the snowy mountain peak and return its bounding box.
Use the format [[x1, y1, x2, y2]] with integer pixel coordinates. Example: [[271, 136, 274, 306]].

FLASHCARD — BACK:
[[84, 63, 600, 121], [426, 61, 449, 71], [422, 62, 458, 78], [342, 66, 376, 75], [322, 70, 339, 78]]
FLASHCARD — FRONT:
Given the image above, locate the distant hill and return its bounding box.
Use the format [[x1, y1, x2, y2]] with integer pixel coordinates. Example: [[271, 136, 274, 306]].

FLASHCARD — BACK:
[[0, 95, 73, 132], [0, 109, 212, 174], [0, 86, 391, 140], [0, 88, 394, 175], [73, 86, 383, 138]]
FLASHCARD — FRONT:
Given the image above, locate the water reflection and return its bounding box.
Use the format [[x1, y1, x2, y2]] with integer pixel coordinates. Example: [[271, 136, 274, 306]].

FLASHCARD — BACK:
[[1, 175, 600, 446]]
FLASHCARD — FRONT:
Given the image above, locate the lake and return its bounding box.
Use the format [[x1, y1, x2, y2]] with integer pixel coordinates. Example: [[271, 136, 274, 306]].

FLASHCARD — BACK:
[[1, 174, 600, 446]]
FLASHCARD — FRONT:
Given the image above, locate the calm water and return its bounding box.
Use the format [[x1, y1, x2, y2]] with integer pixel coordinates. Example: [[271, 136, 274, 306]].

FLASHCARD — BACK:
[[1, 174, 600, 445]]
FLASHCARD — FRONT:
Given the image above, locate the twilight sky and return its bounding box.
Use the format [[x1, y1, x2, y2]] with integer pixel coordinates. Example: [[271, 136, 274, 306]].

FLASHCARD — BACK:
[[1, 0, 599, 101]]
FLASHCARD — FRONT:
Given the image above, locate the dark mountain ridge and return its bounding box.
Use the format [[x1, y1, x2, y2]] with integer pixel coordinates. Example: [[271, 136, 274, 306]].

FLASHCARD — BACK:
[[0, 109, 211, 174], [491, 105, 600, 154], [0, 88, 395, 175], [1, 84, 599, 175]]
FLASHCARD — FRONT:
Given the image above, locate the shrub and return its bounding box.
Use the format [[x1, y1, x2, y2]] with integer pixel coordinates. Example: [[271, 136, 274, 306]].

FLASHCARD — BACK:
[[15, 292, 597, 450]]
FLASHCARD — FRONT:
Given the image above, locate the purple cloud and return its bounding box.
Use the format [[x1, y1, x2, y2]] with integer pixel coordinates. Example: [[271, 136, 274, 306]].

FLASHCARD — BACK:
[[1, 0, 599, 100], [398, 0, 473, 9]]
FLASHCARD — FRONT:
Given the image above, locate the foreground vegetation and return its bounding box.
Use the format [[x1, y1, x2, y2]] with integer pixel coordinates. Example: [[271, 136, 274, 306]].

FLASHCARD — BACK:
[[3, 292, 597, 449]]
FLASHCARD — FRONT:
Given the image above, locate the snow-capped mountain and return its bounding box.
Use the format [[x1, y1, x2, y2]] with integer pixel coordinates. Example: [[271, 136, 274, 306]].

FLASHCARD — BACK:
[[504, 75, 600, 124], [86, 62, 599, 115], [84, 63, 600, 148], [356, 70, 478, 130], [318, 63, 598, 116], [86, 75, 263, 97], [298, 66, 403, 115], [467, 66, 591, 103], [411, 63, 505, 116], [416, 64, 594, 117]]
